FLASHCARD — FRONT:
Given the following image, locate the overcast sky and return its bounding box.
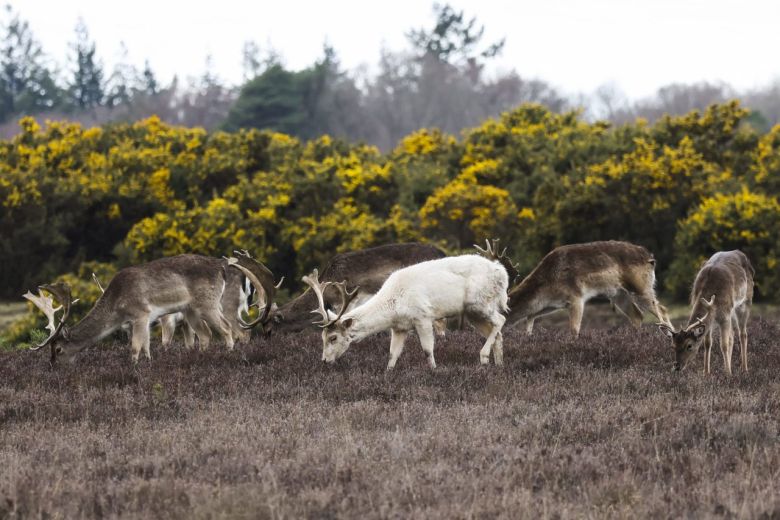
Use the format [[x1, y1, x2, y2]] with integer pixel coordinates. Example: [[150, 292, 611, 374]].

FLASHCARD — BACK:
[[14, 0, 780, 100]]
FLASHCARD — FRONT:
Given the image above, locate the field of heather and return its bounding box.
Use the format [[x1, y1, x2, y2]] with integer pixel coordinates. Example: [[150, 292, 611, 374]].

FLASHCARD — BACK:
[[2, 317, 780, 519]]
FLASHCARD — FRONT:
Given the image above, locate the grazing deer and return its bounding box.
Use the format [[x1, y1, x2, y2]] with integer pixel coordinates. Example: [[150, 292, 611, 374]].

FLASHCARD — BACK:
[[266, 243, 446, 334], [93, 266, 255, 349], [477, 240, 671, 336], [23, 253, 280, 364], [657, 250, 754, 374], [303, 255, 508, 369]]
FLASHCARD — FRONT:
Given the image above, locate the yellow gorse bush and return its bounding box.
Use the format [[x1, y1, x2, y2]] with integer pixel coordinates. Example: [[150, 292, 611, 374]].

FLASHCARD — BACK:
[[2, 101, 779, 343]]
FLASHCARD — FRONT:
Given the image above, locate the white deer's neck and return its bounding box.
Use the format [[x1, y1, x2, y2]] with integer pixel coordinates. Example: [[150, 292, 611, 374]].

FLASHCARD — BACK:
[[344, 294, 395, 342]]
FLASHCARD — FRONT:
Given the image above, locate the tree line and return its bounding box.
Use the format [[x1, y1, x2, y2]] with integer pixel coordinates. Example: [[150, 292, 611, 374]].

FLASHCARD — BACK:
[[2, 4, 780, 150]]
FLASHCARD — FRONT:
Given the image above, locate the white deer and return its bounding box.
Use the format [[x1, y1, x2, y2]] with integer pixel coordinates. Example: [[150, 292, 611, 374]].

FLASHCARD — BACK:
[[303, 255, 509, 369]]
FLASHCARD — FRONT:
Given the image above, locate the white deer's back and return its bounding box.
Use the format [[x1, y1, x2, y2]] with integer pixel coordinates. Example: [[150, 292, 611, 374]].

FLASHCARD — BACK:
[[374, 255, 508, 319]]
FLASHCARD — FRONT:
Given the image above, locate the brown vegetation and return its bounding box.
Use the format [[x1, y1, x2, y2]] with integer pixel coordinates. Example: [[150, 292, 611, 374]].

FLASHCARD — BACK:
[[2, 319, 780, 518]]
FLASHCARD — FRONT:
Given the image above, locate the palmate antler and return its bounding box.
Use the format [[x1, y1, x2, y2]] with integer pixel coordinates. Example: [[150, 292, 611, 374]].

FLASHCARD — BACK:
[[22, 282, 73, 351], [226, 250, 284, 331], [474, 238, 522, 285], [301, 268, 359, 328]]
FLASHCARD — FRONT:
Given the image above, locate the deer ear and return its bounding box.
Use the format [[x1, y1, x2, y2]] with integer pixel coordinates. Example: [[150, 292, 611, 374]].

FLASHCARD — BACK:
[[657, 324, 675, 338], [691, 325, 706, 338], [341, 318, 354, 329]]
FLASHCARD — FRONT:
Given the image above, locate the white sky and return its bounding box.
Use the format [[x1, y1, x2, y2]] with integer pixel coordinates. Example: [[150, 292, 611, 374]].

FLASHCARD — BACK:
[[14, 0, 780, 100]]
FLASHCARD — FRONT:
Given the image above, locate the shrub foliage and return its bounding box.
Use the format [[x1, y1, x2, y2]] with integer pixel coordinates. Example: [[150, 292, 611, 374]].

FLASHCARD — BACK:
[[2, 101, 779, 339]]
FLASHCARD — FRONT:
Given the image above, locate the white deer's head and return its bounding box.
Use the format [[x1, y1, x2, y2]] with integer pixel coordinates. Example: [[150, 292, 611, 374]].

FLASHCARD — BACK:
[[302, 269, 359, 363]]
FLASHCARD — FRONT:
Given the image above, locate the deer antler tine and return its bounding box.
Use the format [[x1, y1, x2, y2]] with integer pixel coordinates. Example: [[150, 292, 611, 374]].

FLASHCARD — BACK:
[[227, 254, 281, 330], [274, 276, 285, 289], [92, 273, 105, 294], [329, 280, 359, 324], [684, 311, 709, 332], [23, 282, 72, 352], [302, 268, 333, 327]]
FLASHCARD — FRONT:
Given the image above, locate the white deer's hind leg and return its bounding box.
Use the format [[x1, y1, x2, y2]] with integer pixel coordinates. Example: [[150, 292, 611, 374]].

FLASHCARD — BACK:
[[130, 316, 151, 363], [492, 330, 504, 367], [470, 313, 506, 366], [415, 321, 437, 369], [387, 329, 408, 370]]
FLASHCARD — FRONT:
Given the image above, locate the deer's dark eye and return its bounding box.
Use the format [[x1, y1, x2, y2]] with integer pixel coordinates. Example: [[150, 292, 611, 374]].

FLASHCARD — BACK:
[[328, 335, 337, 342]]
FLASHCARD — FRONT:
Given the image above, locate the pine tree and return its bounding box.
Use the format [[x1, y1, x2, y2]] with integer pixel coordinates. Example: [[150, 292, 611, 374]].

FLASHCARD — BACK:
[[141, 59, 158, 95], [0, 5, 62, 121], [68, 18, 104, 110]]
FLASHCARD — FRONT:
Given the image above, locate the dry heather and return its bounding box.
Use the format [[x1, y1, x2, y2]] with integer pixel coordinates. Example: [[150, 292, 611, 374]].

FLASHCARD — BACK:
[[2, 319, 780, 519]]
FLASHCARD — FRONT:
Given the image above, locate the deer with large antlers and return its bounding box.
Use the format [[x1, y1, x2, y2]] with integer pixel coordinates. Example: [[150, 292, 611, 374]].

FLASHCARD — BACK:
[[476, 240, 671, 335], [658, 250, 754, 374], [92, 257, 262, 349], [265, 243, 446, 334], [303, 255, 508, 369], [24, 253, 281, 364]]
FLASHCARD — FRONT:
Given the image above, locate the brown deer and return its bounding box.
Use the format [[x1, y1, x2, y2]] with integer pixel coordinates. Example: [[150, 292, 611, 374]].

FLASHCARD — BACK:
[[264, 243, 446, 334], [93, 259, 258, 349], [657, 250, 754, 374], [476, 240, 671, 335], [24, 253, 280, 364]]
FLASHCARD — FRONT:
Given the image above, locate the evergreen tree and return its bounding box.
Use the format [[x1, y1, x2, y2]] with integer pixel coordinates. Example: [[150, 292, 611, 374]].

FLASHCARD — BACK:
[[68, 18, 104, 110], [406, 3, 505, 65], [141, 59, 158, 95], [105, 42, 137, 108], [0, 5, 62, 121]]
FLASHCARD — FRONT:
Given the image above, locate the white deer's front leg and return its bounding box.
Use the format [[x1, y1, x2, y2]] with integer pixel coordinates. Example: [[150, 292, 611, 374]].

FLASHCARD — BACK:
[[387, 329, 408, 370], [415, 321, 436, 369]]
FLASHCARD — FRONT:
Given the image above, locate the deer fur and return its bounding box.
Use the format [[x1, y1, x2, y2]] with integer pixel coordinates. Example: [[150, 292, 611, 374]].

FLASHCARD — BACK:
[[25, 253, 278, 364], [158, 273, 253, 348], [504, 241, 670, 335], [94, 267, 253, 349], [267, 242, 446, 334], [304, 255, 508, 369], [658, 250, 754, 374]]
